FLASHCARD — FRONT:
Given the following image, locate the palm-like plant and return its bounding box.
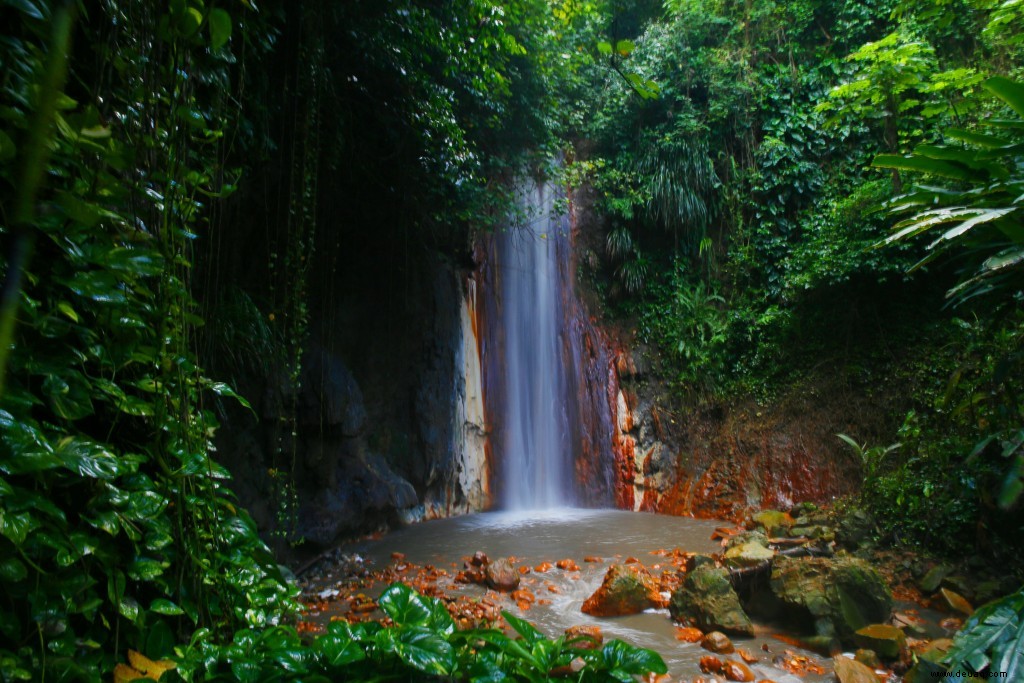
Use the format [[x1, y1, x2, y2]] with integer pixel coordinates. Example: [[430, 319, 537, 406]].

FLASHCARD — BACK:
[[873, 76, 1024, 304], [873, 76, 1024, 680]]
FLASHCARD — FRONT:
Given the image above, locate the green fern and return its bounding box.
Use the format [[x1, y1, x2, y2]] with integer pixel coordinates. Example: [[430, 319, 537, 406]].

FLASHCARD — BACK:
[[944, 587, 1024, 680]]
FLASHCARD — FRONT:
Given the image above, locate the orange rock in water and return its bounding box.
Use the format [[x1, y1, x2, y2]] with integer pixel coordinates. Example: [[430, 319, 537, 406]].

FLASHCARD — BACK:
[[518, 565, 531, 575], [556, 559, 580, 571], [675, 626, 704, 642], [737, 648, 758, 664], [485, 558, 521, 592], [722, 660, 755, 682], [584, 556, 604, 563], [701, 631, 734, 654], [581, 564, 661, 617], [699, 655, 723, 673], [534, 562, 553, 573]]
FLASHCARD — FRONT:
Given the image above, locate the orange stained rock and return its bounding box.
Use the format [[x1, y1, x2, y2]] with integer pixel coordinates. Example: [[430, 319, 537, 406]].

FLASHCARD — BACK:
[[556, 559, 580, 571], [518, 565, 531, 575], [736, 648, 758, 664], [584, 555, 603, 563], [699, 656, 723, 674], [722, 660, 755, 682], [391, 552, 405, 561], [534, 561, 553, 573], [675, 626, 704, 642]]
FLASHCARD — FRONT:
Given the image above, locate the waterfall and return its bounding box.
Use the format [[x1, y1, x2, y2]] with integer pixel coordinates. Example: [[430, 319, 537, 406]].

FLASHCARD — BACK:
[[496, 180, 573, 510]]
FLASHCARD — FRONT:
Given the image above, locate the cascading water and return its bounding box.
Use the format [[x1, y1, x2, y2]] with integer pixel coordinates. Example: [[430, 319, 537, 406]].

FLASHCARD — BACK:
[[495, 180, 573, 510]]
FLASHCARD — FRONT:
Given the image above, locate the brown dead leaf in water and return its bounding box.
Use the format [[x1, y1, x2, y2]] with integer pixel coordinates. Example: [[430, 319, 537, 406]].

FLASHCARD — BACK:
[[776, 650, 825, 676], [736, 648, 758, 664]]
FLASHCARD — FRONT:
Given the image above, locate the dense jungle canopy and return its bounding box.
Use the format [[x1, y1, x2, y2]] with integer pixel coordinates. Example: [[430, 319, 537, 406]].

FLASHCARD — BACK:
[[1, 0, 1023, 680]]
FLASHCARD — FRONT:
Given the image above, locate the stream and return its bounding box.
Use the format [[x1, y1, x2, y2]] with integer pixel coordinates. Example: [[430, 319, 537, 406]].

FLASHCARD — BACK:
[[301, 509, 835, 682]]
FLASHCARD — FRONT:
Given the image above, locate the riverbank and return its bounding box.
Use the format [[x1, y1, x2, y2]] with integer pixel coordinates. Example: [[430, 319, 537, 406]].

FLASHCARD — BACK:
[[290, 506, 1015, 682]]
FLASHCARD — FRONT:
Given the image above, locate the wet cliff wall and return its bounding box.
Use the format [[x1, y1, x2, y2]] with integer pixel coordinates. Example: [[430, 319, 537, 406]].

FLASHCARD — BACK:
[[565, 185, 892, 522], [210, 250, 490, 552]]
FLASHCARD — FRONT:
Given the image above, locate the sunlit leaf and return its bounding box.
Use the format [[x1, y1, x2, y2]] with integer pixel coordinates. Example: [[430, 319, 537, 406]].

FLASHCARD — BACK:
[[208, 8, 232, 50]]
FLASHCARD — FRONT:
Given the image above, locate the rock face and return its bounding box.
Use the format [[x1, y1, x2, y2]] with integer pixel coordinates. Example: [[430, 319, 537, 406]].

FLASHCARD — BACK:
[[768, 555, 893, 645], [670, 565, 754, 636], [214, 256, 491, 554], [581, 564, 661, 617]]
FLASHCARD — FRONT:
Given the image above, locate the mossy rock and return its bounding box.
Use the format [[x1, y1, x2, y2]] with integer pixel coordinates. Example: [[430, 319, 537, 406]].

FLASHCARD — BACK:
[[723, 541, 774, 569], [752, 510, 794, 536], [581, 564, 659, 617], [769, 555, 892, 645], [669, 565, 754, 636]]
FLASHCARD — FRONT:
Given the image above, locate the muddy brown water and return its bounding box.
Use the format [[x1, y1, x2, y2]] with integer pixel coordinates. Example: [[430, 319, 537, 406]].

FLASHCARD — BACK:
[[304, 509, 848, 681]]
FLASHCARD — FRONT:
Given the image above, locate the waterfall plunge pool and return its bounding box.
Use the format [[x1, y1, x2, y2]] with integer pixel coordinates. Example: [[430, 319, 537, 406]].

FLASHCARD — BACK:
[[300, 509, 834, 682]]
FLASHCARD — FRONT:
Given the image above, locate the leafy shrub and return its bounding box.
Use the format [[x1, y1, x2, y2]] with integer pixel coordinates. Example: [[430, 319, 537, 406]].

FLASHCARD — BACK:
[[171, 583, 668, 683]]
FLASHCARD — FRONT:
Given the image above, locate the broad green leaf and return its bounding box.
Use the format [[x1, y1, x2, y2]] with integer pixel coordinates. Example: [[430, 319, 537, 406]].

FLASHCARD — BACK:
[[84, 510, 120, 536], [597, 41, 612, 55], [208, 8, 232, 50], [42, 373, 95, 421], [985, 76, 1024, 118], [101, 247, 165, 277], [66, 270, 128, 304], [149, 599, 185, 616], [615, 39, 635, 56], [56, 301, 79, 322], [601, 639, 668, 677], [946, 128, 1013, 148], [178, 7, 203, 37], [119, 595, 140, 622], [55, 437, 122, 478], [205, 381, 253, 410], [314, 622, 367, 667], [375, 626, 454, 675], [0, 557, 28, 582], [229, 660, 262, 683], [931, 207, 1016, 246], [128, 558, 167, 581], [873, 154, 973, 180], [502, 610, 544, 645], [377, 583, 433, 628]]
